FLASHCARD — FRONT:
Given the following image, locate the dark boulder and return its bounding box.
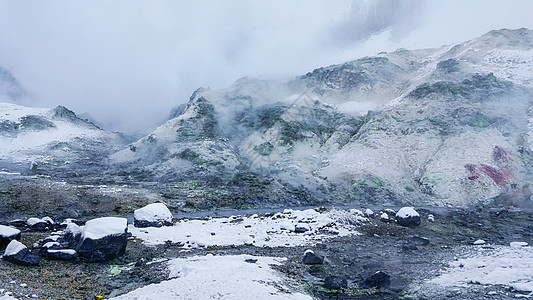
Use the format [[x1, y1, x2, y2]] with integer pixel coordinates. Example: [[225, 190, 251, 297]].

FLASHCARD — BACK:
[[324, 276, 347, 290], [75, 217, 128, 262], [0, 225, 21, 250], [26, 218, 50, 231], [395, 207, 421, 227], [41, 244, 76, 260], [3, 240, 40, 266], [363, 271, 391, 289], [302, 250, 324, 265], [294, 223, 310, 233]]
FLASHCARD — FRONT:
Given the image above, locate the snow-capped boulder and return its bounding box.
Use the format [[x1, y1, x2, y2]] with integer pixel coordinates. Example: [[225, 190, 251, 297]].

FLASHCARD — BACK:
[[380, 212, 391, 222], [62, 222, 82, 249], [364, 208, 374, 217], [26, 218, 50, 231], [39, 242, 76, 260], [2, 240, 40, 266], [0, 225, 21, 250], [395, 207, 421, 227], [75, 217, 128, 262], [134, 203, 173, 228], [45, 248, 77, 261], [302, 249, 324, 265]]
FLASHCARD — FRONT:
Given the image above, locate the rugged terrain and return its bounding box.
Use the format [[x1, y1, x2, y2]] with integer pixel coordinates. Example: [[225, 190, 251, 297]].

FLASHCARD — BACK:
[[1, 206, 532, 299], [1, 28, 533, 300], [5, 29, 532, 217]]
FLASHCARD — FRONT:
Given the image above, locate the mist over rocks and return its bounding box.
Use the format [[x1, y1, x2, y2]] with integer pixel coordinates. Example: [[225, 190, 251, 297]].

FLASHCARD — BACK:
[[1, 28, 533, 218]]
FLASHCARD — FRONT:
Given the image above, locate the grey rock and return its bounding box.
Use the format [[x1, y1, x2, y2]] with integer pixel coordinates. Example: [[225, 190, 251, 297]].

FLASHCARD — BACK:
[[3, 245, 40, 266], [302, 250, 324, 265], [324, 275, 347, 290], [363, 271, 391, 289]]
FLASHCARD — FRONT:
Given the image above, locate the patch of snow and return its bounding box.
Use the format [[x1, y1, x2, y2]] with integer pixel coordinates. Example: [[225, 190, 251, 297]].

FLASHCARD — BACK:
[[473, 239, 486, 245], [0, 171, 21, 176], [45, 235, 61, 242], [0, 294, 17, 300], [110, 254, 311, 300], [4, 240, 26, 256], [42, 217, 54, 224], [26, 218, 45, 226], [47, 249, 76, 255], [65, 223, 82, 236], [337, 101, 377, 115], [432, 245, 533, 292], [134, 203, 173, 224], [396, 207, 419, 218], [511, 242, 529, 248], [43, 242, 60, 248], [483, 49, 533, 87], [130, 208, 365, 248], [81, 217, 127, 241], [364, 208, 374, 217], [0, 225, 20, 238]]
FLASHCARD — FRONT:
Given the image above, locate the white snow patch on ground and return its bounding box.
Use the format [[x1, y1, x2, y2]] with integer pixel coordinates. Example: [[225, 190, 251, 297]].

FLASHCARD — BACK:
[[110, 254, 311, 300], [431, 245, 533, 292], [4, 240, 26, 256], [130, 208, 366, 248], [0, 294, 17, 300], [81, 217, 127, 240], [0, 225, 20, 238]]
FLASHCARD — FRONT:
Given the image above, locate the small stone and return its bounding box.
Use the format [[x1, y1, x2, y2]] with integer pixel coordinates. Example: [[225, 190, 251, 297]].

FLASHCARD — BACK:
[[428, 214, 435, 222], [302, 250, 324, 265], [294, 223, 310, 233], [244, 258, 257, 263], [324, 275, 347, 290], [364, 208, 374, 217], [473, 239, 486, 245]]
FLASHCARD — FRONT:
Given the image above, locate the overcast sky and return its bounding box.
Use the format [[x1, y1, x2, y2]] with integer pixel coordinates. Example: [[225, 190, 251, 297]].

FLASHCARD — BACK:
[[1, 0, 532, 133]]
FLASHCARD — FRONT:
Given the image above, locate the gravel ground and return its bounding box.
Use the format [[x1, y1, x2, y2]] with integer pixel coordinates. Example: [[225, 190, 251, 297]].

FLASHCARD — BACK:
[[1, 207, 532, 299]]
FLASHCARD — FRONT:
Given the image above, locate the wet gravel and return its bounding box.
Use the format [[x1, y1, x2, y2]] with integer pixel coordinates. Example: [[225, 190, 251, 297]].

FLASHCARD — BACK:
[[1, 207, 532, 299]]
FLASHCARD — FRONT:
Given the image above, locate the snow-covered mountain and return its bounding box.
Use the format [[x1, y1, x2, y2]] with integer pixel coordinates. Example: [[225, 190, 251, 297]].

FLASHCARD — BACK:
[[111, 28, 533, 208], [0, 102, 130, 177], [1, 28, 532, 213]]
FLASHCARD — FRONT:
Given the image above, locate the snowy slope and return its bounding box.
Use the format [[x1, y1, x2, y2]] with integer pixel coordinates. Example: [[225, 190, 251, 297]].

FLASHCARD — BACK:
[[0, 102, 129, 175]]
